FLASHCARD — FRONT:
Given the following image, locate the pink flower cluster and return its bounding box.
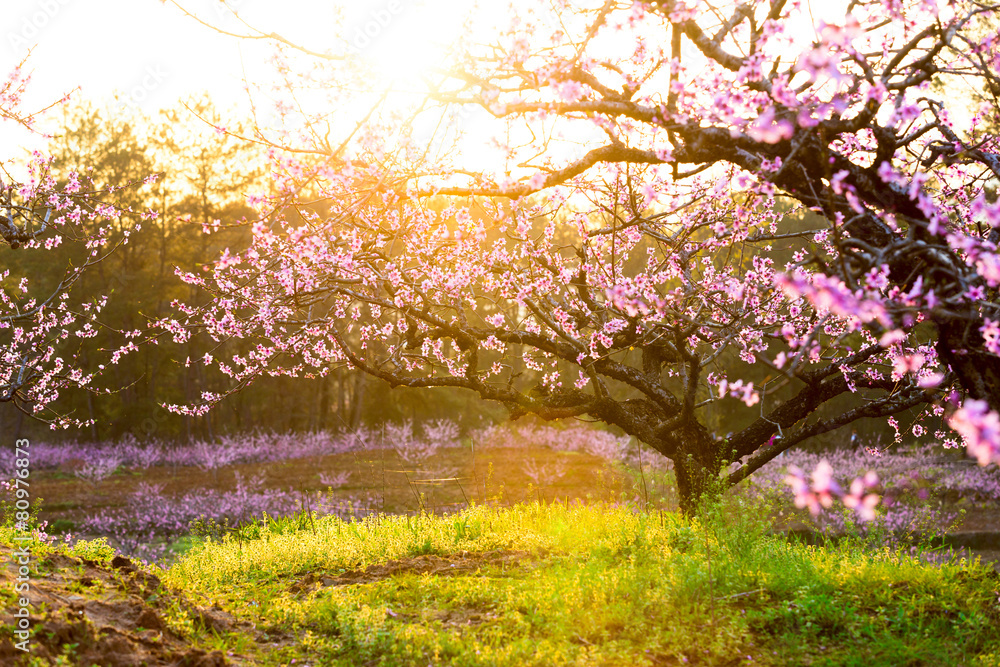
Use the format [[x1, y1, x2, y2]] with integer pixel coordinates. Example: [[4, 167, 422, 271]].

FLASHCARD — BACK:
[[151, 0, 1000, 514], [716, 378, 760, 407], [948, 399, 1000, 467], [784, 460, 880, 521], [1, 62, 146, 426]]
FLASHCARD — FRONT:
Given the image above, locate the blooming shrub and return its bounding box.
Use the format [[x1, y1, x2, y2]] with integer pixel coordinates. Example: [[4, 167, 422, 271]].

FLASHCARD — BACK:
[[385, 419, 453, 465], [73, 452, 124, 485], [522, 458, 568, 486]]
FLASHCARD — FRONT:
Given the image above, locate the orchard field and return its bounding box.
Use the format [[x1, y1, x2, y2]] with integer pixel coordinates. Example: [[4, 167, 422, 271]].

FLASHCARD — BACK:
[[5, 0, 1000, 663], [4, 421, 1000, 665], [6, 421, 1000, 567]]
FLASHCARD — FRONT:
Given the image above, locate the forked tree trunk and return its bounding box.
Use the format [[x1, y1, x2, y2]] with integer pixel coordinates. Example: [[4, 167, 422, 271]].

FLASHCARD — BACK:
[[669, 427, 724, 516]]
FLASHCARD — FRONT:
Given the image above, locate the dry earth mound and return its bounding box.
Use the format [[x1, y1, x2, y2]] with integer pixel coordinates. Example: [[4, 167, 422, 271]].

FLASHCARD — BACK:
[[0, 546, 259, 666]]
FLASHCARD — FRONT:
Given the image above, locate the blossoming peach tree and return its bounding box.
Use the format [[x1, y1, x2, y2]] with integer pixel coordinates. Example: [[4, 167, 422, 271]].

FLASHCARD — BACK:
[[1, 62, 151, 427], [171, 0, 1000, 514]]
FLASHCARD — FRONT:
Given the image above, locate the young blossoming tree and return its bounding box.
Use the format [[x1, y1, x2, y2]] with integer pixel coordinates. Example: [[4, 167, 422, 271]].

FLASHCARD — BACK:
[[173, 0, 1000, 512], [1, 63, 150, 427]]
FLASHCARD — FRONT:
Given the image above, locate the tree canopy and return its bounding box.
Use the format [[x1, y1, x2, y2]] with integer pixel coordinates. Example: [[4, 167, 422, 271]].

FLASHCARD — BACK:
[[0, 62, 154, 428], [4, 1, 1000, 513], [160, 0, 1000, 511]]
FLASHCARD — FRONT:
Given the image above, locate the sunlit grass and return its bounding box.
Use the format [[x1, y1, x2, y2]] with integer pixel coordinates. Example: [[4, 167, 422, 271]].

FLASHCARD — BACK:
[[6, 441, 997, 665], [162, 498, 1000, 666]]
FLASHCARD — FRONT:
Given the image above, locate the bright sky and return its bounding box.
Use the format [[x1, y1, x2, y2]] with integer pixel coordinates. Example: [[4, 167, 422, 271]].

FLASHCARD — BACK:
[[1, 0, 475, 152], [0, 0, 875, 181]]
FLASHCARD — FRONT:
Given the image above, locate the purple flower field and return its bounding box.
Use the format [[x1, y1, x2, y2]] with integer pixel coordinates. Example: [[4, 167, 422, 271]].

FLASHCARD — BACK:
[[4, 421, 998, 564], [738, 441, 1000, 556]]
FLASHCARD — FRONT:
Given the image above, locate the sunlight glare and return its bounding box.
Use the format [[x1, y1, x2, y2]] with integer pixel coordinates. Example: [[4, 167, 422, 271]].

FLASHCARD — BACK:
[[342, 0, 467, 84]]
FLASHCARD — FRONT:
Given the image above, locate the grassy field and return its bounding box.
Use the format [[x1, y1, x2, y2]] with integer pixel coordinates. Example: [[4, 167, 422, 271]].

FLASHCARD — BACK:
[[15, 423, 1000, 566], [4, 425, 1000, 664], [6, 495, 999, 666]]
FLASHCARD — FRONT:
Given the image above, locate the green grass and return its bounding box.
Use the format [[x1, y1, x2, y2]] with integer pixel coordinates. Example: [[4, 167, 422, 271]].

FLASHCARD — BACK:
[[161, 496, 1000, 666]]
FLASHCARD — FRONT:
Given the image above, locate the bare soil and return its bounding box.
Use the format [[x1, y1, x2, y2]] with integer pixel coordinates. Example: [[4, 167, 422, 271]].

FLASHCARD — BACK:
[[0, 546, 253, 666], [288, 550, 534, 593]]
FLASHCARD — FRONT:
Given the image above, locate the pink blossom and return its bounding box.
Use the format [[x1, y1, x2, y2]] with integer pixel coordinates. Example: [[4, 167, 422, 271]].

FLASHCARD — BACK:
[[948, 399, 1000, 467], [784, 461, 841, 515], [892, 352, 925, 380], [784, 461, 880, 520], [746, 107, 794, 143], [842, 472, 880, 521], [917, 372, 944, 388], [981, 319, 1000, 355]]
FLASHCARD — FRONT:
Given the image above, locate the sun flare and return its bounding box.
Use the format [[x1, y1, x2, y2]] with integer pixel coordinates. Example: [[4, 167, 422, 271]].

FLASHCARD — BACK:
[[340, 0, 470, 83]]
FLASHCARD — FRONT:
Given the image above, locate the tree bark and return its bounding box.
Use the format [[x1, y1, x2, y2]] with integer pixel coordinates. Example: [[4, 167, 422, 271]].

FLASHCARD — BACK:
[[937, 316, 1000, 411], [670, 427, 723, 516]]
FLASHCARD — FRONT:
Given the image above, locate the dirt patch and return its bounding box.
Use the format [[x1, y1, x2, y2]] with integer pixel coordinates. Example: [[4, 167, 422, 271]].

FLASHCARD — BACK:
[[289, 549, 533, 595], [950, 507, 1000, 533], [429, 604, 503, 628], [0, 545, 267, 666]]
